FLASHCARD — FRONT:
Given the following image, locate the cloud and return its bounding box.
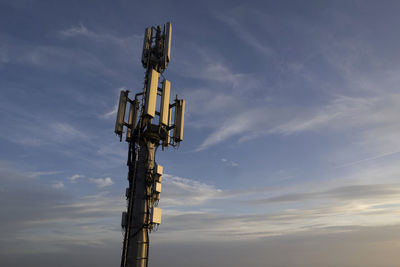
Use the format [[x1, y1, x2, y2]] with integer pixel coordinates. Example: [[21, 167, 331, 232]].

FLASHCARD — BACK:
[[88, 177, 114, 188], [151, 224, 400, 267], [50, 122, 87, 140], [185, 8, 400, 153], [247, 184, 400, 204], [52, 181, 64, 189], [196, 91, 400, 151], [155, 158, 400, 241], [59, 24, 142, 49], [161, 174, 223, 207], [69, 174, 84, 183], [221, 158, 239, 167], [196, 107, 263, 151], [26, 171, 59, 178], [0, 116, 88, 147], [217, 11, 275, 57], [0, 162, 124, 255], [60, 24, 89, 37], [333, 150, 400, 169]]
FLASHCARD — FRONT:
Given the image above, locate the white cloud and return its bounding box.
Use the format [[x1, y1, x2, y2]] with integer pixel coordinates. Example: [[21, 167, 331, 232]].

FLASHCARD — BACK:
[[196, 108, 262, 151], [60, 24, 89, 37], [221, 158, 239, 167], [51, 181, 64, 189], [59, 24, 142, 49], [161, 174, 223, 207], [0, 117, 88, 147], [26, 171, 59, 178], [50, 122, 87, 140], [89, 177, 114, 188], [69, 174, 84, 183], [196, 91, 400, 152], [217, 12, 274, 57]]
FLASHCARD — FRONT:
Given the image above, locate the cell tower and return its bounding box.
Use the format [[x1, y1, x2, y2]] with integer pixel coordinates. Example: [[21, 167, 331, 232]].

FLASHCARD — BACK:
[[114, 22, 185, 267]]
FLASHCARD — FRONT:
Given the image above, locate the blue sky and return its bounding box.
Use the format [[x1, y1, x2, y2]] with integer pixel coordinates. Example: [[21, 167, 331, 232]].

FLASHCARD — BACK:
[[1, 0, 400, 266]]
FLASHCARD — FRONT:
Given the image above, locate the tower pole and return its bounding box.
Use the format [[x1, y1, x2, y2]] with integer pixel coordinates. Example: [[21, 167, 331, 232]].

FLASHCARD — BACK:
[[124, 141, 156, 267], [115, 22, 185, 267]]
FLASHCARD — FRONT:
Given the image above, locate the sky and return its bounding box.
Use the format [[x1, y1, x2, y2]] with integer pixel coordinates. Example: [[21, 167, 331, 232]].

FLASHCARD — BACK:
[[1, 0, 400, 266]]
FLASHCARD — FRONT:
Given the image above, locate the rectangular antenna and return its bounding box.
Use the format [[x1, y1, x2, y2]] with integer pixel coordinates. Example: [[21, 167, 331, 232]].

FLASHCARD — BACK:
[[161, 22, 172, 69], [115, 91, 127, 137], [155, 164, 163, 182], [151, 207, 162, 225], [145, 69, 160, 118], [163, 109, 171, 147], [126, 100, 139, 141], [160, 80, 171, 126], [121, 211, 127, 229], [141, 28, 152, 68], [174, 99, 185, 142]]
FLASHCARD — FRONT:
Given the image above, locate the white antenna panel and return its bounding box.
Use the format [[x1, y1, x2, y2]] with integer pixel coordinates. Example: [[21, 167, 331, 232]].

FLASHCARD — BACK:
[[155, 182, 162, 193], [151, 207, 162, 225], [126, 100, 139, 141], [115, 91, 127, 136], [145, 69, 160, 118], [160, 80, 170, 126], [174, 99, 185, 142], [155, 164, 163, 176]]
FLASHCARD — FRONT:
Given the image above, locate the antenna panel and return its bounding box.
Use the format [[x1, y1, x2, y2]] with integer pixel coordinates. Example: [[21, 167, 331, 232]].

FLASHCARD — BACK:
[[126, 100, 139, 141], [155, 164, 163, 182], [141, 28, 152, 68], [155, 164, 163, 176], [121, 211, 127, 229], [161, 22, 172, 69], [166, 110, 172, 146], [151, 207, 162, 225], [174, 99, 185, 142], [145, 69, 160, 118], [155, 182, 162, 193], [115, 91, 127, 137], [160, 80, 171, 126]]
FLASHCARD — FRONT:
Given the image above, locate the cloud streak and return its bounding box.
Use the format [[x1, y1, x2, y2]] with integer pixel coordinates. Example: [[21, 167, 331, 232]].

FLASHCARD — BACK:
[[89, 177, 114, 188]]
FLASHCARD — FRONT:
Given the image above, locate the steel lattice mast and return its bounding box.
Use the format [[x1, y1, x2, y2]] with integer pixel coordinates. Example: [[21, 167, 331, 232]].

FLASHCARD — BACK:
[[114, 22, 185, 267]]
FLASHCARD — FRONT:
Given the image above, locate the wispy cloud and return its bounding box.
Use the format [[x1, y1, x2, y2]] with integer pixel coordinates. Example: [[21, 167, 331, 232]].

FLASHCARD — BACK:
[[161, 174, 223, 207], [196, 91, 400, 151], [217, 12, 275, 57], [88, 177, 114, 188], [59, 23, 142, 49], [69, 174, 84, 183], [333, 150, 400, 169], [247, 184, 400, 204], [0, 162, 123, 254], [52, 181, 64, 189], [26, 171, 60, 178], [50, 122, 87, 140], [59, 24, 90, 37], [221, 158, 239, 167]]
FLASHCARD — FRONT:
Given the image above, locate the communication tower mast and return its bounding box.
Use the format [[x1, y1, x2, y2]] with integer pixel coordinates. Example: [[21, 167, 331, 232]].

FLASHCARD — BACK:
[[114, 22, 185, 267]]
